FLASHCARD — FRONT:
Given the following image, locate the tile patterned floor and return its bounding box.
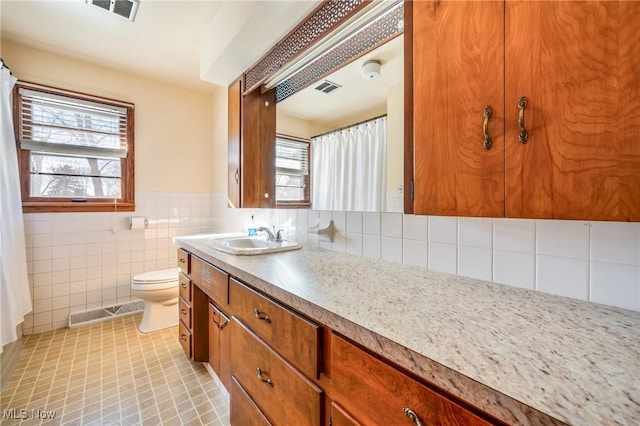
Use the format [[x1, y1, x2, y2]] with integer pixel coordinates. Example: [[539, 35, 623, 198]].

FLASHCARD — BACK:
[[0, 314, 229, 425]]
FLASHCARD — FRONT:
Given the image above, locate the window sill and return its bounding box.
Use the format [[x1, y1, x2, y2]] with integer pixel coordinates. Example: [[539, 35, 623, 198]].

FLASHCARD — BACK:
[[275, 202, 311, 209], [22, 201, 135, 213]]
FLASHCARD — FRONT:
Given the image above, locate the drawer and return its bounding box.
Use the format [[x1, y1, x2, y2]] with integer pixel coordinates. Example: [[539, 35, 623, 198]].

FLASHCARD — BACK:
[[331, 333, 494, 426], [178, 321, 192, 358], [231, 319, 323, 426], [177, 249, 190, 275], [229, 278, 320, 379], [191, 256, 229, 306], [230, 376, 272, 426], [331, 401, 362, 426], [179, 297, 191, 329], [179, 273, 191, 302]]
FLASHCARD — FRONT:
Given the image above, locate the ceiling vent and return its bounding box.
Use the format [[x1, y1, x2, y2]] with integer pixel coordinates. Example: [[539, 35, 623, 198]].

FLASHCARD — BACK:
[[314, 80, 341, 94], [86, 0, 140, 22]]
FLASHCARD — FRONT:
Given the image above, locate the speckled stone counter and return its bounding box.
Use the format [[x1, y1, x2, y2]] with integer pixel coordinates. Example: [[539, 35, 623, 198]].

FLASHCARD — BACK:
[[174, 235, 640, 426]]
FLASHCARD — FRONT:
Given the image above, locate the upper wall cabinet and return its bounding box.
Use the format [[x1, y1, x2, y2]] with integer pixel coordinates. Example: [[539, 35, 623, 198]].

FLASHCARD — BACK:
[[227, 76, 276, 209], [409, 0, 640, 221]]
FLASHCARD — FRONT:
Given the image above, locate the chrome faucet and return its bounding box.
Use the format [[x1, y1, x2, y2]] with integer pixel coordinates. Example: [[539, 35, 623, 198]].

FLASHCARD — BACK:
[[257, 226, 284, 242]]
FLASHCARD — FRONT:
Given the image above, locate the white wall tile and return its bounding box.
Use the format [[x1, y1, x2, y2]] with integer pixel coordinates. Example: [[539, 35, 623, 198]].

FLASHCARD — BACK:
[[493, 250, 535, 290], [382, 213, 403, 238], [403, 240, 428, 268], [493, 219, 535, 252], [537, 220, 590, 259], [590, 262, 640, 311], [458, 246, 492, 281], [429, 217, 457, 244], [363, 213, 381, 236], [459, 218, 492, 248], [536, 255, 589, 300], [382, 237, 403, 263], [590, 222, 640, 266], [346, 212, 363, 234], [346, 233, 363, 256], [362, 235, 381, 259], [429, 242, 457, 274], [403, 215, 428, 241]]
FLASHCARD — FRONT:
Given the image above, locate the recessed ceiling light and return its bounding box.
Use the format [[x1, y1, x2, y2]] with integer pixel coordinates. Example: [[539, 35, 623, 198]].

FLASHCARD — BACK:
[[86, 0, 140, 22]]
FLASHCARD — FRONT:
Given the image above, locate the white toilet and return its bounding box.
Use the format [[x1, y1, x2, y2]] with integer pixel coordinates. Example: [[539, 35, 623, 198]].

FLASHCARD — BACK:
[[131, 268, 180, 333]]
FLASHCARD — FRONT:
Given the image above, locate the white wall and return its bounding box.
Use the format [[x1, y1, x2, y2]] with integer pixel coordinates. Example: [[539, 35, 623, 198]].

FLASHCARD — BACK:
[[210, 192, 640, 313]]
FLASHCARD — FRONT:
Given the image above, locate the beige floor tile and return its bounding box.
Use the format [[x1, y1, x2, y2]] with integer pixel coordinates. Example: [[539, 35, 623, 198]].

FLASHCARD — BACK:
[[0, 314, 228, 425]]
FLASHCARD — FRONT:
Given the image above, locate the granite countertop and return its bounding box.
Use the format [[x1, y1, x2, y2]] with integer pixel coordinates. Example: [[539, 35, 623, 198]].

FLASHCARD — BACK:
[[174, 235, 640, 426]]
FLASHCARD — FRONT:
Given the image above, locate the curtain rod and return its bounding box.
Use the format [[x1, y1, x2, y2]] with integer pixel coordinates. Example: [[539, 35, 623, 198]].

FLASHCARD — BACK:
[[311, 113, 387, 139]]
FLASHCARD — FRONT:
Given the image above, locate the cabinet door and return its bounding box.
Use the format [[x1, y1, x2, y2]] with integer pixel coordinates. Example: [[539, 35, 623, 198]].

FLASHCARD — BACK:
[[505, 1, 640, 221], [210, 304, 232, 392], [413, 1, 505, 217], [227, 77, 277, 209]]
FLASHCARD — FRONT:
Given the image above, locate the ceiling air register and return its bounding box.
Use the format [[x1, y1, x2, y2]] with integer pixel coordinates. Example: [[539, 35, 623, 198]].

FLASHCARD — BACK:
[[86, 0, 140, 22]]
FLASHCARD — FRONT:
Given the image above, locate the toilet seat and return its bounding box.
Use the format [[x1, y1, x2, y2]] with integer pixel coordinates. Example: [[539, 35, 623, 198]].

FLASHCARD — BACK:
[[132, 268, 179, 291]]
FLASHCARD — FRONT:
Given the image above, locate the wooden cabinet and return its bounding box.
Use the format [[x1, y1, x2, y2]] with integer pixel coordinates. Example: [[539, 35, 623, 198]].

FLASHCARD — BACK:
[[231, 376, 272, 426], [208, 302, 231, 392], [330, 333, 498, 426], [229, 277, 321, 380], [230, 319, 323, 425], [191, 256, 229, 306], [227, 75, 277, 209], [410, 0, 640, 221], [176, 250, 208, 362]]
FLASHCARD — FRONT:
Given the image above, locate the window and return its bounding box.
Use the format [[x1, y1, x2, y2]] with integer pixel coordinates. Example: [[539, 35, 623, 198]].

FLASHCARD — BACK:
[[275, 135, 310, 206], [14, 82, 134, 212]]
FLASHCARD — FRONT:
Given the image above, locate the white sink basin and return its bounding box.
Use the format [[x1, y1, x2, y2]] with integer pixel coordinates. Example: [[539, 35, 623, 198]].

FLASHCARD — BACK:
[[208, 236, 300, 256]]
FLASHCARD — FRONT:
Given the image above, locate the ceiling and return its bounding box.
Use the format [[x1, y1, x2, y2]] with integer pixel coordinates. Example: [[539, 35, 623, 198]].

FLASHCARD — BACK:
[[0, 0, 320, 92]]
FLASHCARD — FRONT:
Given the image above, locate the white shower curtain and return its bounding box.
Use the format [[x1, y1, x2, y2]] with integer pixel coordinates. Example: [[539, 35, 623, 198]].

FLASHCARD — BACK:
[[312, 116, 387, 211], [1, 65, 32, 353]]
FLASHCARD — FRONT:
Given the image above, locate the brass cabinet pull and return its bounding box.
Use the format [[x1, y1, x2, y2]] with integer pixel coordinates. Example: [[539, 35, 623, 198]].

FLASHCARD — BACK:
[[253, 308, 272, 324], [179, 334, 188, 342], [180, 308, 187, 316], [256, 367, 274, 387], [517, 96, 529, 144], [212, 310, 220, 328], [483, 106, 492, 150], [403, 408, 424, 426], [180, 282, 187, 288], [234, 169, 239, 183], [218, 317, 229, 330], [179, 258, 186, 264]]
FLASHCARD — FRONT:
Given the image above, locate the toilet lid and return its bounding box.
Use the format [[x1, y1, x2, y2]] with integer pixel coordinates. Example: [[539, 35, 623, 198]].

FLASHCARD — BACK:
[[133, 268, 179, 285]]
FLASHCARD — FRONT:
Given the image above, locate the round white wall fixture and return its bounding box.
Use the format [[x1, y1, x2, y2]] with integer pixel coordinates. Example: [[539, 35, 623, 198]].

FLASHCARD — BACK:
[[361, 59, 381, 80]]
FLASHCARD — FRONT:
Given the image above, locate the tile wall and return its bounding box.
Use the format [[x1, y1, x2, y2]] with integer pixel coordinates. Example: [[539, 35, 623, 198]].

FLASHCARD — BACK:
[[20, 191, 640, 335], [209, 192, 640, 312], [22, 192, 214, 335]]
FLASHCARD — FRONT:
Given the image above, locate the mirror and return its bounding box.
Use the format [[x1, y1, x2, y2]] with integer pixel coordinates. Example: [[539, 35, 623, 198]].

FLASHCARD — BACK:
[[276, 35, 404, 212]]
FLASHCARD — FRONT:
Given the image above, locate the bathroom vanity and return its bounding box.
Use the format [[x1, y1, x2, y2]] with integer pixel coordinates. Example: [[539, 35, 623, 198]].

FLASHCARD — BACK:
[[174, 236, 639, 425]]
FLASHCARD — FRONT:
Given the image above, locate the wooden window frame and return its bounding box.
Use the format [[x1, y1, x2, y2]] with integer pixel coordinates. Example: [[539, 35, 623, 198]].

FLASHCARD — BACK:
[[13, 82, 135, 213], [275, 134, 311, 208]]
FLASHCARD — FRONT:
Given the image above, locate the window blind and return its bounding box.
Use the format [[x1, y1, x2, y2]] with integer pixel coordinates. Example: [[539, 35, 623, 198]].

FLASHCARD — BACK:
[[18, 87, 129, 158], [276, 138, 309, 176]]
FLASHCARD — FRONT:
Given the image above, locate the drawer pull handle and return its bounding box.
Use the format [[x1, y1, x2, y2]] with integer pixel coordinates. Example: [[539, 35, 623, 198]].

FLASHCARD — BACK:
[[517, 96, 529, 144], [253, 308, 272, 324], [256, 368, 273, 387], [179, 258, 186, 264], [180, 308, 187, 316], [180, 283, 187, 288], [403, 408, 424, 426], [180, 334, 188, 342], [482, 106, 492, 150], [212, 310, 229, 330]]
